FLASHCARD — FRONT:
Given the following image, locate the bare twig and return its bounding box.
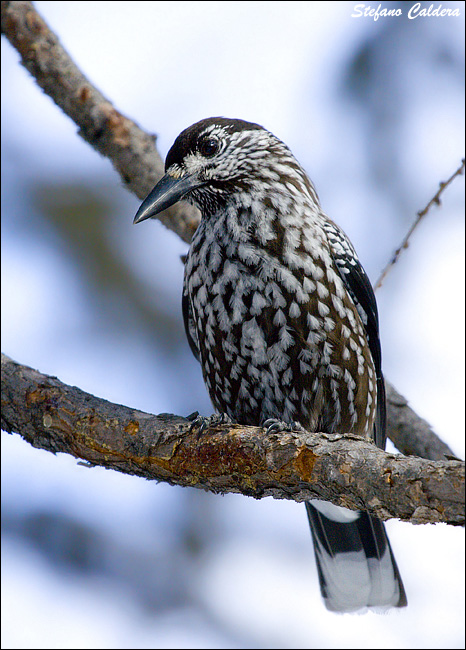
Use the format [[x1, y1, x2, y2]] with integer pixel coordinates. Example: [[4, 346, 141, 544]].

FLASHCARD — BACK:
[[374, 159, 465, 291], [0, 0, 200, 242], [1, 353, 464, 526]]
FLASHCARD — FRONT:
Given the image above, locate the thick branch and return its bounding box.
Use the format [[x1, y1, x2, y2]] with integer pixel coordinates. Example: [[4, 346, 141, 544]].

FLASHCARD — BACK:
[[1, 0, 200, 242], [2, 354, 463, 526]]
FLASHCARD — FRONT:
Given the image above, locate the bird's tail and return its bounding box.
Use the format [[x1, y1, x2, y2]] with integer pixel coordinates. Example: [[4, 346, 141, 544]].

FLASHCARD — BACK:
[[305, 500, 407, 613]]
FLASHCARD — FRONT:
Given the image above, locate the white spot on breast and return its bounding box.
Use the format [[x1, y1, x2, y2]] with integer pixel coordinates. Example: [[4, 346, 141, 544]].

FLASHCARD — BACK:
[[307, 314, 320, 330], [229, 288, 246, 324], [322, 341, 333, 361], [282, 367, 293, 385], [196, 285, 208, 306], [273, 309, 286, 326], [344, 369, 356, 390], [300, 360, 312, 374], [268, 344, 290, 371], [341, 324, 351, 339], [317, 282, 329, 299], [251, 292, 267, 315], [323, 317, 335, 332], [318, 301, 330, 317], [328, 364, 342, 379], [268, 282, 287, 309], [311, 265, 324, 281], [279, 325, 295, 349], [307, 330, 323, 346], [303, 277, 316, 294], [331, 294, 347, 319]]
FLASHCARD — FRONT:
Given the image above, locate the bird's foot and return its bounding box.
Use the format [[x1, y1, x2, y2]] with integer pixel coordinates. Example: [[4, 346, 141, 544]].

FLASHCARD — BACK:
[[187, 412, 233, 435], [262, 418, 307, 435]]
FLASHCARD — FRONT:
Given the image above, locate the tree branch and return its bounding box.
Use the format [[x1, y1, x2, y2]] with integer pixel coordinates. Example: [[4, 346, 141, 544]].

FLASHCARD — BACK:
[[384, 381, 457, 461], [374, 159, 465, 291], [1, 0, 200, 243], [2, 354, 464, 526]]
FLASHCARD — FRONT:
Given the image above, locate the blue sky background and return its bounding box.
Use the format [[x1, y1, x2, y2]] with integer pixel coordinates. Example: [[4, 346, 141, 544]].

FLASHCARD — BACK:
[[2, 2, 465, 648]]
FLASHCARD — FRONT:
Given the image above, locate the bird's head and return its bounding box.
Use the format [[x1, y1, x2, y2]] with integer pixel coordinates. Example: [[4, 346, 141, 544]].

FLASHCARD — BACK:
[[133, 117, 310, 223]]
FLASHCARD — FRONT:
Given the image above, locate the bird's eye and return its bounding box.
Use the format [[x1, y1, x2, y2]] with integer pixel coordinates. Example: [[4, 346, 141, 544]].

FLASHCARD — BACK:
[[199, 137, 220, 158]]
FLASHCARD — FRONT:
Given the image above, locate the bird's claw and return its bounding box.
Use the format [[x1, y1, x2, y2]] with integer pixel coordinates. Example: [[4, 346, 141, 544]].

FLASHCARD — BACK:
[[188, 412, 233, 435], [262, 418, 306, 435]]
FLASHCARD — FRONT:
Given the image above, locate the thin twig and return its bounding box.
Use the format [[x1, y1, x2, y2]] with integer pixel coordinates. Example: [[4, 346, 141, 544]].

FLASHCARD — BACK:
[[374, 158, 465, 291]]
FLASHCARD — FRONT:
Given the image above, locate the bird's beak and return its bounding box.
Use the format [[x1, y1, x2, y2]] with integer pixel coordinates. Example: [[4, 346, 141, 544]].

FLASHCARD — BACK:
[[133, 171, 203, 224]]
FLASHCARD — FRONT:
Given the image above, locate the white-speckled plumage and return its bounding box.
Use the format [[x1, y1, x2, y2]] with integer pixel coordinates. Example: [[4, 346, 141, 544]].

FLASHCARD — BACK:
[[179, 120, 377, 436], [134, 117, 406, 613]]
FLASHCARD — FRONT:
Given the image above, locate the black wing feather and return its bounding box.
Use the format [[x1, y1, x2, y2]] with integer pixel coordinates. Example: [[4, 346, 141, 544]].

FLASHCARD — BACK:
[[324, 219, 386, 449], [182, 281, 200, 361]]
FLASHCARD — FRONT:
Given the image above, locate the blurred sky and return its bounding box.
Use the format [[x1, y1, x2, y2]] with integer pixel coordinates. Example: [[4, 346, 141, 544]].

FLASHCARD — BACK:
[[1, 2, 465, 649]]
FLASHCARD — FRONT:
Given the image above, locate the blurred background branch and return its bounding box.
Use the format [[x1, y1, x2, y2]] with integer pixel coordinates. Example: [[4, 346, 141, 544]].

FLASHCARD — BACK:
[[375, 159, 466, 291], [1, 0, 200, 242]]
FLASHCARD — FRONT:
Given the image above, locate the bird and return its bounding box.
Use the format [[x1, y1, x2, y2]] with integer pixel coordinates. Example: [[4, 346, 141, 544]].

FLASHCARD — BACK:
[[134, 116, 407, 613]]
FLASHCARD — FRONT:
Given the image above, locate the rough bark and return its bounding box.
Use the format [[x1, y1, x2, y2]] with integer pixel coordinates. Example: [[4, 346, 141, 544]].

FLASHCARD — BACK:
[[2, 354, 463, 526]]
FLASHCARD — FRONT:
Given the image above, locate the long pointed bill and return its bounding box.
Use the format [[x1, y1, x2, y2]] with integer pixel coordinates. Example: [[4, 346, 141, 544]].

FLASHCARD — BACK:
[[133, 171, 203, 224]]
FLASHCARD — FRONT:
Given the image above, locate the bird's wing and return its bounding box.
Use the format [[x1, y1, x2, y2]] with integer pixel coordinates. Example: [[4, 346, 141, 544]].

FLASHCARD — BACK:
[[323, 218, 386, 449], [182, 279, 201, 361]]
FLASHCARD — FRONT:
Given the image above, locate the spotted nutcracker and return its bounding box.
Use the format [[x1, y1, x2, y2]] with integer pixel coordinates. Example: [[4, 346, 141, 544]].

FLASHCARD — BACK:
[[134, 117, 407, 612]]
